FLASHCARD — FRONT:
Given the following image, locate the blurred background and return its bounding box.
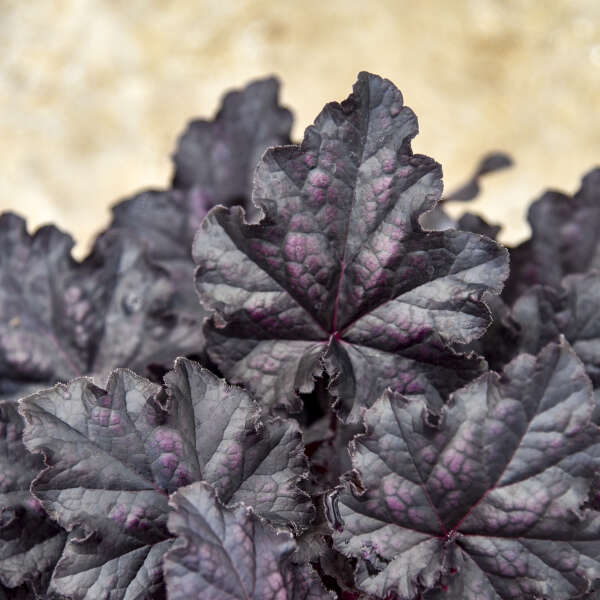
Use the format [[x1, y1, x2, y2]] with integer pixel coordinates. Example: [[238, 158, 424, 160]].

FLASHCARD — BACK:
[[1, 0, 599, 256]]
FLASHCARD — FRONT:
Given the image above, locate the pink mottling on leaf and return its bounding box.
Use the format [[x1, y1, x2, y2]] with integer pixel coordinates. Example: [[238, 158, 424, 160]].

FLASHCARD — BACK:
[[309, 171, 331, 188], [284, 233, 307, 262]]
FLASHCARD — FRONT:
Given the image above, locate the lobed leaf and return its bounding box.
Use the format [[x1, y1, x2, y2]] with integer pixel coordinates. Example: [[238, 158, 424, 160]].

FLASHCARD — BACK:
[[102, 77, 294, 362], [0, 215, 200, 400], [194, 71, 509, 421], [331, 340, 600, 599], [19, 359, 312, 599], [164, 482, 331, 600]]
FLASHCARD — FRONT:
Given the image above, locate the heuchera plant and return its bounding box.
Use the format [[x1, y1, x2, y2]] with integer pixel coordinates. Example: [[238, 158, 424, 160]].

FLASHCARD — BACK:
[[0, 72, 599, 599]]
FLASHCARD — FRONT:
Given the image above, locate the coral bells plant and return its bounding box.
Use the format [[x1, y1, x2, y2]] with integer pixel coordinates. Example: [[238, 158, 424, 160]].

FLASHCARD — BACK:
[[0, 72, 599, 600]]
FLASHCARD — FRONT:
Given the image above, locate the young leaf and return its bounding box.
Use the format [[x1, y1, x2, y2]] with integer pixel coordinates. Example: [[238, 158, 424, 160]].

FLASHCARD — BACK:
[[164, 481, 332, 600], [194, 71, 508, 420], [331, 340, 600, 599], [0, 402, 65, 591], [505, 167, 600, 302], [19, 359, 312, 599]]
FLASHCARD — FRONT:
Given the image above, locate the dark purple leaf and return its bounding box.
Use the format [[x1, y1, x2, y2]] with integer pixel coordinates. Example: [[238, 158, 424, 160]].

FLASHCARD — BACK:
[[314, 544, 359, 599], [172, 76, 293, 210], [20, 373, 171, 600], [0, 214, 200, 399], [331, 340, 600, 599], [293, 497, 359, 597], [456, 213, 501, 240], [0, 213, 84, 388], [512, 271, 600, 386], [456, 293, 520, 372], [0, 583, 31, 600], [81, 230, 203, 377], [162, 358, 314, 528], [551, 167, 600, 276], [19, 359, 311, 599], [164, 481, 332, 600], [504, 167, 600, 302], [501, 240, 533, 305], [111, 188, 213, 267], [109, 188, 211, 327], [304, 415, 362, 494], [556, 273, 600, 387], [510, 284, 564, 357], [420, 152, 510, 232], [444, 152, 513, 203], [104, 78, 294, 352], [194, 72, 509, 421], [0, 402, 65, 590]]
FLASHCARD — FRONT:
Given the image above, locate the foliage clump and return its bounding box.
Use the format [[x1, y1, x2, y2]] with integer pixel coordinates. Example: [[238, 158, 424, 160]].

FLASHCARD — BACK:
[[1, 73, 599, 600]]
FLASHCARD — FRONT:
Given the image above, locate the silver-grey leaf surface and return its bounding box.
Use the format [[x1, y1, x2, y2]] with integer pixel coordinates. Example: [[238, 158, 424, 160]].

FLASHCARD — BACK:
[[163, 358, 313, 528], [0, 402, 65, 591], [164, 482, 331, 600], [512, 271, 600, 387], [109, 188, 211, 354], [81, 230, 202, 378], [19, 359, 311, 599], [0, 214, 84, 390], [194, 71, 508, 421], [332, 340, 600, 599], [0, 214, 201, 400]]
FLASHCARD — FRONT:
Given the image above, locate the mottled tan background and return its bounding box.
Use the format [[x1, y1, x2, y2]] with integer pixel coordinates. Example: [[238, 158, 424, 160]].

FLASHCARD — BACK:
[[1, 0, 599, 256]]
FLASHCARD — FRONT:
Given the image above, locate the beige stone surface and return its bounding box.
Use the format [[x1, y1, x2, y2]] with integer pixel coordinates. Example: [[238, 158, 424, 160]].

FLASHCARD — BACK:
[[1, 0, 599, 256]]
